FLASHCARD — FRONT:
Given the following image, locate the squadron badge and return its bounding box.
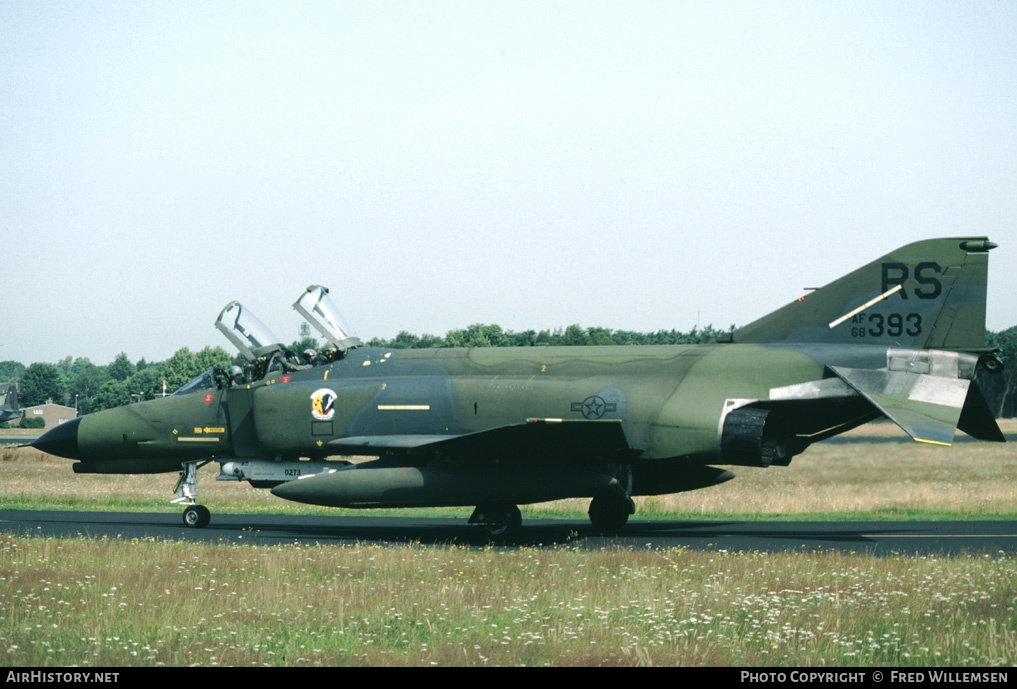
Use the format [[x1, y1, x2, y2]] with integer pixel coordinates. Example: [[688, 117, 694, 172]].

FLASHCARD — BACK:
[[310, 388, 338, 421]]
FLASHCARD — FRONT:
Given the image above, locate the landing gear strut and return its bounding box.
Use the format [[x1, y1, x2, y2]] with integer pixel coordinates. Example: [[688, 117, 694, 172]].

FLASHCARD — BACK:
[[588, 487, 635, 534], [173, 460, 212, 528], [470, 503, 522, 539]]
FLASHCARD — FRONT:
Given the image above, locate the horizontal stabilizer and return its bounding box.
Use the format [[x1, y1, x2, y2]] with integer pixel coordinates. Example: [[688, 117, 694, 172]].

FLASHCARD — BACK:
[[830, 366, 971, 445], [329, 419, 634, 463]]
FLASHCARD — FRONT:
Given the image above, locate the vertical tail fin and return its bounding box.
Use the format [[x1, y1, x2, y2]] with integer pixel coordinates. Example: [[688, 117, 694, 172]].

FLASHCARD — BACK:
[[729, 237, 996, 350], [0, 383, 19, 424]]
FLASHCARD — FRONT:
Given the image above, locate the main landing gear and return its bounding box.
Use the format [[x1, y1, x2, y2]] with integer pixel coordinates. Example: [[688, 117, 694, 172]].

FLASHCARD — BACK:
[[588, 487, 635, 534], [471, 486, 636, 540], [470, 503, 522, 540], [173, 460, 212, 528]]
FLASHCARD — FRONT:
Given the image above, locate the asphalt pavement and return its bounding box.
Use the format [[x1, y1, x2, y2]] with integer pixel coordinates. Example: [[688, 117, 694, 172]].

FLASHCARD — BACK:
[[1, 509, 1014, 556]]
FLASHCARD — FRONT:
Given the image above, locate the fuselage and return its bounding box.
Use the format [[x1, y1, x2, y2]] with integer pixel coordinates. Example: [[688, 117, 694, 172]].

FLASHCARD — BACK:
[[43, 341, 903, 474]]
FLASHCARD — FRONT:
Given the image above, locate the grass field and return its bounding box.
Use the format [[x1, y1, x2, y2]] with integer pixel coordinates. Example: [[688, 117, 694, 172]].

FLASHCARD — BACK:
[[1, 535, 1014, 666], [0, 422, 1014, 666]]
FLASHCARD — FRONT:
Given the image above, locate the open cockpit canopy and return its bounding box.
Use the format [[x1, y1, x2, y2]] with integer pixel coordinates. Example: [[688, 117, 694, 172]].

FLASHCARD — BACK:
[[293, 285, 362, 352], [214, 301, 286, 361]]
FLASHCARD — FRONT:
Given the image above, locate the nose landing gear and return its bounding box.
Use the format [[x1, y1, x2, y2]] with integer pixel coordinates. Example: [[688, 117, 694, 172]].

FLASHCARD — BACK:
[[182, 504, 211, 528], [173, 460, 212, 528]]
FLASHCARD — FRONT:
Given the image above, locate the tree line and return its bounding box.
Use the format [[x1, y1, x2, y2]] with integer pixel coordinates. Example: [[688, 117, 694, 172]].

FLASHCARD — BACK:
[[0, 346, 236, 420], [2, 323, 1016, 423], [365, 323, 732, 349]]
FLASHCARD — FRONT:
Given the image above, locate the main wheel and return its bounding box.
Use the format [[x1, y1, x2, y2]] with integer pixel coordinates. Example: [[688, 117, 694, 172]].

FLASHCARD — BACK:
[[477, 504, 522, 540], [588, 491, 634, 534], [182, 504, 211, 528]]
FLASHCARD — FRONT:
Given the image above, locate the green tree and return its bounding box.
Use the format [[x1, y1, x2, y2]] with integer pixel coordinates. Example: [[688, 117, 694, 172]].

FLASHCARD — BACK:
[[290, 337, 321, 355], [69, 357, 95, 377], [445, 324, 503, 348], [444, 328, 469, 348], [107, 353, 136, 382], [155, 346, 232, 394], [91, 379, 131, 412], [19, 363, 68, 407], [390, 331, 420, 349], [563, 324, 587, 346], [158, 348, 198, 393], [613, 330, 641, 346], [127, 367, 165, 401], [69, 362, 111, 414], [0, 361, 26, 382], [978, 327, 1017, 418], [464, 324, 493, 347], [586, 326, 616, 346], [194, 346, 233, 372], [509, 330, 538, 347], [481, 324, 510, 347], [368, 332, 445, 349]]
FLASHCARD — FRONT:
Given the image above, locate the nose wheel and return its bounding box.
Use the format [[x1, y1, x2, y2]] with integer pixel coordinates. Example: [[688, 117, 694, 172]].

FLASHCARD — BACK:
[[182, 504, 211, 528]]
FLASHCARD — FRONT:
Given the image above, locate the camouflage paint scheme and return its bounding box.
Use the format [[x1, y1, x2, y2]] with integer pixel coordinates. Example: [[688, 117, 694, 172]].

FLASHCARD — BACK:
[[32, 238, 1005, 534], [0, 383, 19, 424]]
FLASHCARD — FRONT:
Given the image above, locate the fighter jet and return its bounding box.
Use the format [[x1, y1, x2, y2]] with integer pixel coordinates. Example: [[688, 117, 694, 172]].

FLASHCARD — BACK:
[[0, 383, 19, 424], [31, 238, 1005, 536]]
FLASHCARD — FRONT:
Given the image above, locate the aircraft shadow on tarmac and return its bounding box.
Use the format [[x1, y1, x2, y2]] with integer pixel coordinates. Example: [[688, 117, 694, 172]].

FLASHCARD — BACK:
[[197, 517, 932, 551]]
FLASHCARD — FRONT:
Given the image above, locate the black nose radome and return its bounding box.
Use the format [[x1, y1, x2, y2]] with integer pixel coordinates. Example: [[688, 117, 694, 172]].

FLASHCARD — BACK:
[[32, 417, 82, 460]]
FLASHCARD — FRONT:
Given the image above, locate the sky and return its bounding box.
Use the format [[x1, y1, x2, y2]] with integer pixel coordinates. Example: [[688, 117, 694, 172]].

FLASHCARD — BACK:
[[2, 1, 1015, 366]]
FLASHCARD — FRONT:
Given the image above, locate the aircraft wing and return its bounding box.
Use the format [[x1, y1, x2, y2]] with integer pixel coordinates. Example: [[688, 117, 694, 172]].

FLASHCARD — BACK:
[[328, 418, 637, 464]]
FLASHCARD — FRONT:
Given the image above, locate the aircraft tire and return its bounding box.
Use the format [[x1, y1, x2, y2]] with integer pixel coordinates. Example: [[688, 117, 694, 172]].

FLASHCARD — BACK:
[[588, 490, 634, 534], [182, 505, 211, 528], [480, 504, 522, 540]]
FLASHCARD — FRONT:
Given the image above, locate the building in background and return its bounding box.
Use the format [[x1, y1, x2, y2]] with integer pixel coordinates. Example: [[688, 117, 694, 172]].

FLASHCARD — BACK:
[[19, 401, 77, 429]]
